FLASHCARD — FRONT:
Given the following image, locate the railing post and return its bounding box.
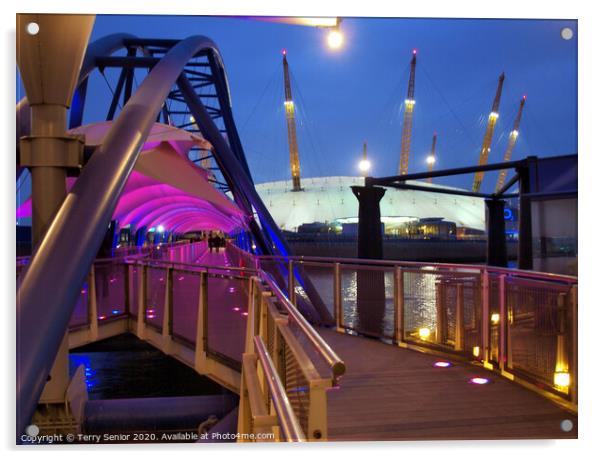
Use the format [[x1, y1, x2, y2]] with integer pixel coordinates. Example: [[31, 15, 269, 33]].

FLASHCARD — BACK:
[[394, 266, 404, 345], [195, 271, 208, 373], [454, 283, 464, 351], [570, 285, 578, 404], [245, 277, 257, 354], [498, 274, 507, 373], [308, 382, 329, 441], [481, 269, 490, 364], [123, 262, 130, 315], [162, 267, 173, 353], [136, 264, 146, 339], [88, 264, 98, 341], [288, 260, 296, 308], [333, 262, 343, 332]]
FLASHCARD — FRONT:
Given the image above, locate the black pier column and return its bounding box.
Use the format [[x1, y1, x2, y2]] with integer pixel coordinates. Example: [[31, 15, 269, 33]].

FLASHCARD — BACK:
[[518, 160, 534, 270], [485, 199, 508, 267], [351, 184, 386, 337], [351, 185, 386, 259]]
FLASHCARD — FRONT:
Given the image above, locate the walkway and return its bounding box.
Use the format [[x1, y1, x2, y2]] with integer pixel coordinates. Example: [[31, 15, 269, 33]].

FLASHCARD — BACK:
[[320, 328, 577, 441]]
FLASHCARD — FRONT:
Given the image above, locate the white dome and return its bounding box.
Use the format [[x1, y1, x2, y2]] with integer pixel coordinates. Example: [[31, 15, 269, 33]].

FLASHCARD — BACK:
[[255, 176, 485, 232]]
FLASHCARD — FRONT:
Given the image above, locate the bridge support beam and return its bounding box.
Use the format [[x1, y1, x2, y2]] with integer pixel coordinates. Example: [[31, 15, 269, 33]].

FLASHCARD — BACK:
[[351, 185, 386, 336], [518, 160, 534, 270], [485, 199, 507, 267], [351, 185, 386, 260]]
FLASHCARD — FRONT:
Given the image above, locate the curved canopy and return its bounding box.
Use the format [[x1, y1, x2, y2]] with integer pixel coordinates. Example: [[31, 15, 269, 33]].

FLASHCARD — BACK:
[[17, 122, 247, 233]]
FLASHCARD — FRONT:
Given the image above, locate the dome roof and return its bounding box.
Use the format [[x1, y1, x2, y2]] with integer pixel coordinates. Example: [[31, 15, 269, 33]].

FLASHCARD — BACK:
[[255, 176, 485, 231]]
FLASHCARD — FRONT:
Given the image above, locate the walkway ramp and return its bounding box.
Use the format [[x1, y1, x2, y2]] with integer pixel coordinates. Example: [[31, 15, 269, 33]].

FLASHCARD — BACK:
[[321, 328, 576, 440]]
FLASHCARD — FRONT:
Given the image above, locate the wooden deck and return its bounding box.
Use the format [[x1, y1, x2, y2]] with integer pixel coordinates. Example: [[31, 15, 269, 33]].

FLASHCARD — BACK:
[[320, 328, 577, 441]]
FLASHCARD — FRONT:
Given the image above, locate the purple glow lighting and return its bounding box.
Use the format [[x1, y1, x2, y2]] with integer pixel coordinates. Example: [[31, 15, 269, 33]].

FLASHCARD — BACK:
[[228, 287, 236, 293], [178, 276, 185, 281], [146, 308, 157, 319], [233, 307, 240, 312], [81, 289, 86, 294], [433, 361, 451, 368], [242, 312, 248, 316], [469, 377, 490, 385], [112, 309, 120, 315], [98, 315, 107, 320]]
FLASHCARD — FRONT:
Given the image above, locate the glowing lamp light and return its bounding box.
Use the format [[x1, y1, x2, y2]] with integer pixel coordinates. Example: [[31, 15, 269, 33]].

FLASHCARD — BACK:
[[157, 225, 165, 233], [228, 287, 236, 293], [491, 313, 500, 324], [469, 377, 490, 385], [510, 129, 519, 138], [284, 100, 294, 109], [178, 276, 185, 281], [111, 309, 120, 315], [282, 48, 287, 56], [473, 346, 481, 358], [189, 115, 195, 123], [405, 99, 416, 107], [412, 48, 418, 55], [233, 307, 240, 312], [554, 372, 570, 388], [242, 312, 249, 316], [433, 361, 451, 368], [426, 155, 436, 165], [327, 29, 344, 49], [358, 159, 371, 173], [489, 111, 499, 119], [418, 327, 430, 339], [98, 315, 107, 321]]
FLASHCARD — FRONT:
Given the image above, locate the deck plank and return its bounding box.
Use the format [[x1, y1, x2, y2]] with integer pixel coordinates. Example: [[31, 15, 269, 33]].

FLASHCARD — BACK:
[[320, 328, 577, 441]]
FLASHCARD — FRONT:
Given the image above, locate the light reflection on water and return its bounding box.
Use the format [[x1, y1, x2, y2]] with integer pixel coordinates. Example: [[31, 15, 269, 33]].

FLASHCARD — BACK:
[[304, 266, 439, 338]]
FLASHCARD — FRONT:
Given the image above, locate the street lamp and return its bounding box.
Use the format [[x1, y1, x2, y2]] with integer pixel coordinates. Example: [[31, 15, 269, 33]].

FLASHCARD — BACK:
[[327, 28, 344, 49]]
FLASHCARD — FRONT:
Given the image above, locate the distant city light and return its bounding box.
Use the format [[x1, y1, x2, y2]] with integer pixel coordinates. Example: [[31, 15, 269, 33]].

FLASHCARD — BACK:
[[426, 155, 436, 165], [469, 377, 490, 385], [358, 159, 371, 173], [433, 361, 451, 368], [418, 327, 430, 339], [327, 29, 344, 49], [491, 313, 500, 324]]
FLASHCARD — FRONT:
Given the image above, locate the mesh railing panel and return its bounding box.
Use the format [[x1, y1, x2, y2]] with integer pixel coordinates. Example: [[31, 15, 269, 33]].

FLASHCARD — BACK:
[[506, 277, 571, 386], [145, 266, 167, 329], [171, 269, 201, 345], [340, 264, 395, 339], [129, 265, 140, 318], [94, 261, 127, 321], [69, 282, 89, 328], [403, 270, 439, 344], [206, 274, 248, 366], [282, 339, 310, 436]]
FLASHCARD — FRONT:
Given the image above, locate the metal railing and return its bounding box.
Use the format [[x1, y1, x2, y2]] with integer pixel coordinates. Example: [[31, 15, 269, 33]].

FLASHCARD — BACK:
[[17, 244, 344, 441], [259, 255, 578, 407], [237, 274, 345, 441]]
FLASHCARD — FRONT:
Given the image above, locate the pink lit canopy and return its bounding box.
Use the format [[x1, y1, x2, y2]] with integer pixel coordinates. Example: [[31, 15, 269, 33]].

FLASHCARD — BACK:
[[17, 122, 248, 234]]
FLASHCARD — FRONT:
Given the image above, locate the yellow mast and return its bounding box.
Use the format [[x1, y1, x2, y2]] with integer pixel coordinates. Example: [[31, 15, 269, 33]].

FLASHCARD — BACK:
[[398, 49, 417, 176], [472, 72, 505, 192], [495, 95, 526, 192], [282, 49, 302, 191]]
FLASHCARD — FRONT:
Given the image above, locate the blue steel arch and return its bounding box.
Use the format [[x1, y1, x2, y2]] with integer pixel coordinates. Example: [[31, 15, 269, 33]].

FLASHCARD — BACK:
[[17, 34, 332, 436]]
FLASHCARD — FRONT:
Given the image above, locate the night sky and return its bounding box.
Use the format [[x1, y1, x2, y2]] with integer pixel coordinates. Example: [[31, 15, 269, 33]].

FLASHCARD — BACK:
[[17, 15, 577, 211]]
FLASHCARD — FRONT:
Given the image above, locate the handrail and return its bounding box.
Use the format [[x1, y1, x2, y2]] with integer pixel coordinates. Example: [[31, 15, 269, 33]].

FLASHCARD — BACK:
[[258, 254, 578, 283], [131, 258, 257, 275], [253, 336, 306, 442], [259, 270, 346, 382]]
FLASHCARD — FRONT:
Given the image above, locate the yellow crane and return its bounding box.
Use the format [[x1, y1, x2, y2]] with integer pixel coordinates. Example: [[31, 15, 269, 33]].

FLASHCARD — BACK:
[[472, 72, 505, 192], [495, 95, 526, 192], [398, 49, 417, 176], [282, 49, 302, 191], [426, 132, 437, 183]]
